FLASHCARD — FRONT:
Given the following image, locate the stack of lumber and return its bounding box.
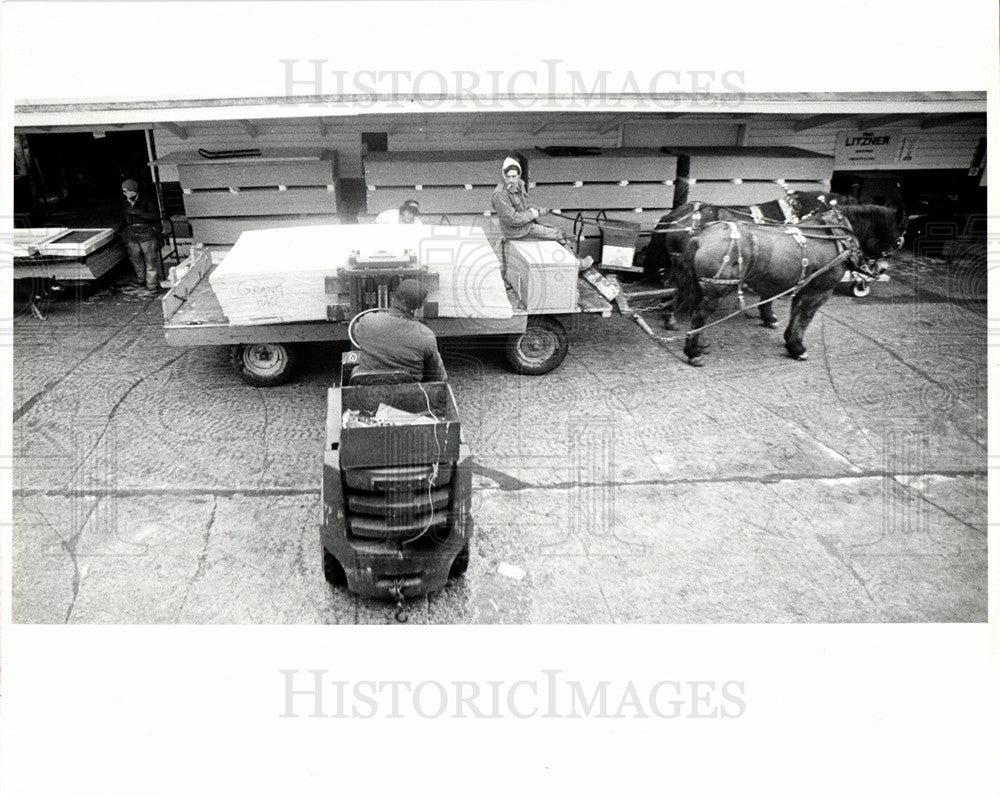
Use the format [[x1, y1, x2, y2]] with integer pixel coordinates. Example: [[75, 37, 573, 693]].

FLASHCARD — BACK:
[[663, 146, 834, 206], [364, 150, 515, 228], [364, 148, 677, 261], [13, 228, 124, 280], [208, 224, 513, 326], [171, 149, 341, 245]]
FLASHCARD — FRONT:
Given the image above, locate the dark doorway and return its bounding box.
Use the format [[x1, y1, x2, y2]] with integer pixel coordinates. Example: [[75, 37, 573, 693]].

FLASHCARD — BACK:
[[16, 129, 151, 227]]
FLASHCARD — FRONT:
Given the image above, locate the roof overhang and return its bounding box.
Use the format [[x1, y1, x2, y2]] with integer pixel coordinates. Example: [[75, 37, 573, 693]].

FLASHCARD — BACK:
[[13, 91, 987, 128]]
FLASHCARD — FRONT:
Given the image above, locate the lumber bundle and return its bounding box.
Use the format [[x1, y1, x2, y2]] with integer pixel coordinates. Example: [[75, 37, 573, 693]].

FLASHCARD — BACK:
[[663, 146, 834, 206], [173, 149, 341, 245], [208, 224, 514, 326]]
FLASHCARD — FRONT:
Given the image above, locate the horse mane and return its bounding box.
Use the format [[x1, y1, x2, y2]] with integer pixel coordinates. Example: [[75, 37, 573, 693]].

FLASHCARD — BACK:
[[837, 204, 904, 258]]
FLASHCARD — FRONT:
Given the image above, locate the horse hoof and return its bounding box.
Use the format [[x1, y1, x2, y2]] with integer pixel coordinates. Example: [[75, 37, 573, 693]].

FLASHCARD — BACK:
[[688, 356, 705, 367], [664, 321, 678, 331], [795, 352, 809, 361], [763, 320, 779, 329]]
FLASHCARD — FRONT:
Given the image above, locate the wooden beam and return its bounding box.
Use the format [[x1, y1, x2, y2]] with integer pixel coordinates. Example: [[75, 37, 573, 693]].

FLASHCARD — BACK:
[[855, 114, 914, 129], [793, 114, 856, 132], [920, 113, 978, 130], [240, 120, 259, 138], [159, 122, 188, 140]]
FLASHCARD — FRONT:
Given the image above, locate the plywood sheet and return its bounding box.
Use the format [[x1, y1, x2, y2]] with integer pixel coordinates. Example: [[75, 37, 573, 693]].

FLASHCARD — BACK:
[[190, 215, 343, 245], [669, 147, 834, 180], [178, 158, 337, 189], [183, 186, 339, 217], [364, 151, 512, 186], [531, 148, 676, 182], [531, 183, 673, 209], [367, 186, 495, 214], [208, 224, 513, 325], [685, 180, 829, 205]]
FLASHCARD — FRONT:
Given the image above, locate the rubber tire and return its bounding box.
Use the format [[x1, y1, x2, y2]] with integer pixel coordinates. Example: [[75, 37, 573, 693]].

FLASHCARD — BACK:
[[504, 316, 569, 375], [230, 343, 298, 386], [449, 543, 470, 578], [852, 281, 872, 298], [322, 548, 348, 586]]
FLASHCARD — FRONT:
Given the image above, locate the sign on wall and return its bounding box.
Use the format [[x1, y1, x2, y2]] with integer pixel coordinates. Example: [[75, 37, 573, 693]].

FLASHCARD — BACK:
[[835, 130, 921, 168]]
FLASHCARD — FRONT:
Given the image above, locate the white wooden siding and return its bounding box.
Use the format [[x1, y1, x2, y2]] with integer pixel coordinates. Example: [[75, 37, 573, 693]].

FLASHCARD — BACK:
[[743, 117, 986, 170]]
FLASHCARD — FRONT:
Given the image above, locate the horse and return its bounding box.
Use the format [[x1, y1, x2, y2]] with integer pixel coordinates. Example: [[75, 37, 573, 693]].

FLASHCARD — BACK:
[[673, 204, 906, 366], [643, 190, 853, 329]]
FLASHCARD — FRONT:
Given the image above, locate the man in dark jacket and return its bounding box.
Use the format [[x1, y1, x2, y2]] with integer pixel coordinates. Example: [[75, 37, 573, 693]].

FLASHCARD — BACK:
[[491, 156, 567, 243], [351, 279, 447, 383], [120, 179, 163, 291]]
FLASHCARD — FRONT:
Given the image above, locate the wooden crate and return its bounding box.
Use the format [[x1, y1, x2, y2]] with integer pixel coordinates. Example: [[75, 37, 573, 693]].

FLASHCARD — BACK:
[[504, 240, 580, 314], [190, 215, 343, 245], [183, 186, 339, 217]]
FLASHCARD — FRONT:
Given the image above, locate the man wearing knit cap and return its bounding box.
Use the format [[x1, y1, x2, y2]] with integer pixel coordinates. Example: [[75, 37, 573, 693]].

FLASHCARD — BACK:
[[351, 278, 447, 383], [491, 156, 567, 244], [119, 178, 163, 291]]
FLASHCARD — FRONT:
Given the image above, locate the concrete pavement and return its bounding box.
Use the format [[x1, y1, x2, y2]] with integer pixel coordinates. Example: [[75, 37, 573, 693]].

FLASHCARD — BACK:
[[10, 252, 987, 623]]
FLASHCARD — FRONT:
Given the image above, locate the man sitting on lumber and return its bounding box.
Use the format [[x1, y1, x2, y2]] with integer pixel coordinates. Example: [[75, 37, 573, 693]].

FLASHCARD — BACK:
[[491, 156, 568, 244], [351, 279, 447, 383], [376, 199, 422, 224]]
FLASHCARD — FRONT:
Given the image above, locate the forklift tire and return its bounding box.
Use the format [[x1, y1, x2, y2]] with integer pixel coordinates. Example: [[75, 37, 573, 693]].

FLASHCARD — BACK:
[[449, 543, 470, 578], [230, 343, 298, 386], [504, 316, 568, 375], [322, 548, 348, 586]]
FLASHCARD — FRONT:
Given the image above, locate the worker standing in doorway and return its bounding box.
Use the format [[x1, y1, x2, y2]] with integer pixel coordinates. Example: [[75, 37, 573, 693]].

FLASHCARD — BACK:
[[120, 179, 163, 292]]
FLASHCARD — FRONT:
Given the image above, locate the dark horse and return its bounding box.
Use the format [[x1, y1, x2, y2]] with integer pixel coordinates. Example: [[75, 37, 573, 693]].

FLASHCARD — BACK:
[[674, 204, 905, 366], [644, 190, 853, 329]]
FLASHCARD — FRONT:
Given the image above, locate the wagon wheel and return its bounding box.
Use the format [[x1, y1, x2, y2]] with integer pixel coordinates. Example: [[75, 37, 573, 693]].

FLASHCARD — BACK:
[[322, 548, 348, 586], [852, 280, 872, 298], [504, 316, 569, 375], [449, 543, 470, 578], [230, 343, 298, 386]]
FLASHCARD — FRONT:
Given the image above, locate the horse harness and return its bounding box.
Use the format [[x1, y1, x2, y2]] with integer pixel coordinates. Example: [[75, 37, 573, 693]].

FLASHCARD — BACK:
[[652, 197, 799, 235], [697, 211, 862, 307]]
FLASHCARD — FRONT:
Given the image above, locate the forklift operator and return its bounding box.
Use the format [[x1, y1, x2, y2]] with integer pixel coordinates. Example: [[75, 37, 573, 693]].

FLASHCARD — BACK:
[[351, 279, 447, 383]]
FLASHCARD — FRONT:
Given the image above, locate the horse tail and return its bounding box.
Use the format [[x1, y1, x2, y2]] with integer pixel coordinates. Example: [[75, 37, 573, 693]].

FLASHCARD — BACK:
[[670, 238, 703, 317]]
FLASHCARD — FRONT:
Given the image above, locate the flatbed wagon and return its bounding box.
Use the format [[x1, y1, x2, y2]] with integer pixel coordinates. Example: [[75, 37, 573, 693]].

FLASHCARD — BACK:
[[161, 225, 617, 385]]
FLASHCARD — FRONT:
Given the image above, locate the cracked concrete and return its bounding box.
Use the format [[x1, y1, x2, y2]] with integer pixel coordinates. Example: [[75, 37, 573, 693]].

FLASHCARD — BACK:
[[10, 253, 988, 623]]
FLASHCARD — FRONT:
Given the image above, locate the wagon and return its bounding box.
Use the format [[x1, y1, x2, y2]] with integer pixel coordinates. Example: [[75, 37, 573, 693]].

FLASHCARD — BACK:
[[160, 225, 617, 384]]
